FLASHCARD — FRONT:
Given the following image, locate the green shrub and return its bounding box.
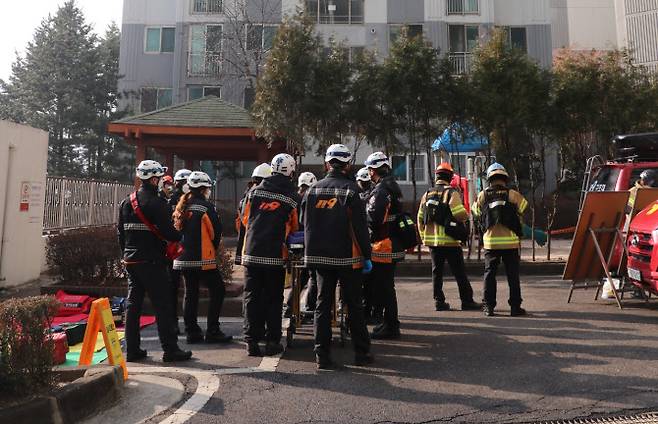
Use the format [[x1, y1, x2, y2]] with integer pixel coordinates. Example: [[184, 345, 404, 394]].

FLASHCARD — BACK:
[[0, 296, 60, 397], [46, 226, 124, 284]]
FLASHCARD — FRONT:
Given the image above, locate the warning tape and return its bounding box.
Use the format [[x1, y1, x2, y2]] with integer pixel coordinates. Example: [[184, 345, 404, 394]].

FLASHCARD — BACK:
[[549, 226, 576, 235]]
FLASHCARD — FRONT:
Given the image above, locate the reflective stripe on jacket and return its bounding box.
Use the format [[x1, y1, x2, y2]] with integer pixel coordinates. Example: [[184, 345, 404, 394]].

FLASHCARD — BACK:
[[302, 169, 372, 269], [241, 174, 300, 268], [472, 184, 528, 250], [173, 196, 222, 271], [367, 175, 405, 263], [417, 180, 468, 247]]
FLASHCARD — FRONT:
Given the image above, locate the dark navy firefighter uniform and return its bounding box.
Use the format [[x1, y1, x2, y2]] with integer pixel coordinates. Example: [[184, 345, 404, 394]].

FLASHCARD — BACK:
[[302, 169, 373, 361], [240, 174, 300, 348]]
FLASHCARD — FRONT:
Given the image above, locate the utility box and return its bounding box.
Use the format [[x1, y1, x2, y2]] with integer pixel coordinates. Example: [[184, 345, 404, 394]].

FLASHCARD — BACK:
[[0, 121, 48, 288]]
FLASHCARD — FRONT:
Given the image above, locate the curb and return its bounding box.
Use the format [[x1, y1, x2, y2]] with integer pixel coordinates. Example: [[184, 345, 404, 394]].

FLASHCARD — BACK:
[[0, 365, 125, 424], [396, 260, 566, 277]]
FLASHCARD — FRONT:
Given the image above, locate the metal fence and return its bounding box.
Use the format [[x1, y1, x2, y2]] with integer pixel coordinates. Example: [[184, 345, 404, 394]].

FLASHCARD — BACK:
[[43, 177, 133, 232]]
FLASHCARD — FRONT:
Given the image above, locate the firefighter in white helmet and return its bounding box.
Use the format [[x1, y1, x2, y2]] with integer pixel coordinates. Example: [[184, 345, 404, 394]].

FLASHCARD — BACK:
[[240, 154, 300, 357], [302, 144, 374, 369], [117, 160, 192, 362], [472, 163, 529, 317], [235, 163, 273, 265]]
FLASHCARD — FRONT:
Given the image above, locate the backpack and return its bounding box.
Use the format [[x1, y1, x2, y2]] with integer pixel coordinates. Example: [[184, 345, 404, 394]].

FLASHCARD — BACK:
[[394, 212, 419, 250], [440, 189, 469, 243]]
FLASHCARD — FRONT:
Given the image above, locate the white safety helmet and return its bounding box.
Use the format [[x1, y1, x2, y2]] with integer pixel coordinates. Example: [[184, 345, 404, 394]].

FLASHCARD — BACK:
[[187, 171, 213, 189], [364, 152, 391, 169], [251, 163, 272, 179], [136, 160, 167, 180], [356, 167, 371, 182], [298, 172, 317, 188], [325, 144, 353, 163], [174, 169, 192, 182], [486, 162, 509, 180], [271, 153, 296, 177]]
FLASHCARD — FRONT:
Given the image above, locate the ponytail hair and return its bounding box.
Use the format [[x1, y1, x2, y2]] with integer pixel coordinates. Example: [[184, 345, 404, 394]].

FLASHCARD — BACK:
[[173, 192, 193, 230]]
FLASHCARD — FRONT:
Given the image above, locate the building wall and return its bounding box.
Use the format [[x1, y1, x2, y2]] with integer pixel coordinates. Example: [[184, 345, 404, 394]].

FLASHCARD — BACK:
[[0, 121, 49, 288], [550, 0, 617, 51], [617, 0, 658, 71]]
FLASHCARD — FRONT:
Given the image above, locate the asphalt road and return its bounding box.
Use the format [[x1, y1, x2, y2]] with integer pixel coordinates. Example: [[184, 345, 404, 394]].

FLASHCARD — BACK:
[[103, 275, 658, 424]]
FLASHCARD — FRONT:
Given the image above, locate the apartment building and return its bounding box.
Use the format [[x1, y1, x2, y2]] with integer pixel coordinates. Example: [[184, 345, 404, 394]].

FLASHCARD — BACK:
[[614, 0, 658, 72], [118, 0, 553, 201]]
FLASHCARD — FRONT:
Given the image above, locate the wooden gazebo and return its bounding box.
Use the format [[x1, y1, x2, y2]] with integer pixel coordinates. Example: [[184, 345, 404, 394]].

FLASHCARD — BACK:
[[108, 96, 284, 184]]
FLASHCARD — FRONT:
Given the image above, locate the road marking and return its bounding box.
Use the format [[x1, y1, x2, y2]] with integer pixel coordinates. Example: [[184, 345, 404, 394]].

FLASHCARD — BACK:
[[128, 354, 282, 424]]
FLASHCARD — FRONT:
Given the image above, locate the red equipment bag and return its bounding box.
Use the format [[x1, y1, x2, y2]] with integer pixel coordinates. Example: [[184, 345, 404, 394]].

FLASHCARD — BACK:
[[130, 192, 183, 261], [50, 332, 69, 365], [55, 290, 95, 316]]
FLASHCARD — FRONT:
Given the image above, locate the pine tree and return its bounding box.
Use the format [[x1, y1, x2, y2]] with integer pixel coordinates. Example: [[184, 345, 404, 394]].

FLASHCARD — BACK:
[[3, 1, 101, 176]]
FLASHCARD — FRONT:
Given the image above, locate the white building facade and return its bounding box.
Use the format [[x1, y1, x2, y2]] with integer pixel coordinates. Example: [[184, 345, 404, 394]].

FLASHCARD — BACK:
[[614, 0, 658, 72]]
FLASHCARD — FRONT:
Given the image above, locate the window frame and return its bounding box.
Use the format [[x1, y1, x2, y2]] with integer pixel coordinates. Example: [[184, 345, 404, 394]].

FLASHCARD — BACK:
[[389, 24, 424, 45], [140, 87, 173, 113], [391, 153, 428, 185], [188, 85, 222, 101], [446, 0, 480, 15], [448, 24, 479, 53], [191, 0, 223, 15], [244, 23, 279, 51], [144, 26, 176, 54], [306, 0, 365, 25], [188, 24, 223, 76]]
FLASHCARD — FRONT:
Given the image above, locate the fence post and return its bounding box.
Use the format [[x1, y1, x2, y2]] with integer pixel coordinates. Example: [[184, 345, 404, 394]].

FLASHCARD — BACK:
[[88, 182, 96, 226], [58, 179, 66, 229], [112, 185, 119, 224]]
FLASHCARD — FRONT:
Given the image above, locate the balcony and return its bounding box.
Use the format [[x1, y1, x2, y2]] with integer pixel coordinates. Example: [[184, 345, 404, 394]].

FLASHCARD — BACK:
[[192, 0, 223, 14], [187, 52, 222, 77], [449, 52, 473, 75], [447, 0, 479, 15]]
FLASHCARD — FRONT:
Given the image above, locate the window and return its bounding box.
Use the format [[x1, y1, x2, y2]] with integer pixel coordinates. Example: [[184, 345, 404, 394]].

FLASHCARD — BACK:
[[503, 27, 527, 53], [145, 27, 176, 53], [449, 25, 478, 52], [246, 25, 278, 51], [447, 0, 479, 15], [188, 86, 222, 100], [306, 0, 364, 24], [391, 154, 427, 184], [189, 25, 222, 76], [141, 88, 173, 112], [244, 87, 256, 109], [192, 0, 222, 14], [389, 24, 423, 44]]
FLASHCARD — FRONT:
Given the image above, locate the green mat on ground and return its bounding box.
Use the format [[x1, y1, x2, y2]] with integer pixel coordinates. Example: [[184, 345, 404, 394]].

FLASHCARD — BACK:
[[63, 350, 108, 366]]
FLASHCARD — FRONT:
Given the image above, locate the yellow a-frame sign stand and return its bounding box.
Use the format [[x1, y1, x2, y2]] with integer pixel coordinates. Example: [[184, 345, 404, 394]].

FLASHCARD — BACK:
[[79, 298, 128, 380]]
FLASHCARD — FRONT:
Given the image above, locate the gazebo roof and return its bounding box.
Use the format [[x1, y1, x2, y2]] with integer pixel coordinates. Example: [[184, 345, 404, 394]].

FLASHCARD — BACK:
[[114, 96, 253, 128]]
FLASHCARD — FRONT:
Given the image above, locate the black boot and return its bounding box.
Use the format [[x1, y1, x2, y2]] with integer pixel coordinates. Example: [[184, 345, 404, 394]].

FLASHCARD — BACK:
[[186, 332, 204, 344], [371, 325, 401, 340], [265, 341, 284, 356], [126, 348, 148, 362], [461, 301, 482, 311], [483, 304, 495, 317], [316, 354, 336, 370], [435, 301, 451, 311], [354, 352, 374, 366], [205, 329, 233, 344], [510, 307, 527, 317], [162, 348, 192, 362], [246, 341, 262, 357]]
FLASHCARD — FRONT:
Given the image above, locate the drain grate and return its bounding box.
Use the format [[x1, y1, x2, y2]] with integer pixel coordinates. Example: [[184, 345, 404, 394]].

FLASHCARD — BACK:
[[536, 412, 658, 424]]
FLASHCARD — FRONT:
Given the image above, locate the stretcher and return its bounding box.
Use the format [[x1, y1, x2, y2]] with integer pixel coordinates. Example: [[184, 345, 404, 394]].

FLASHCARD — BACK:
[[285, 236, 347, 347]]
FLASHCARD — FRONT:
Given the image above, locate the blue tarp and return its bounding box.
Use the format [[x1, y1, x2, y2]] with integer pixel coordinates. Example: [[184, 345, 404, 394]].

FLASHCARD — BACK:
[[432, 123, 488, 153]]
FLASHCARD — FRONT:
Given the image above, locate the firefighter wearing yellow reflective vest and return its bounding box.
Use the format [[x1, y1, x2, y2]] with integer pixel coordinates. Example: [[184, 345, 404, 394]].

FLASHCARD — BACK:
[[365, 152, 404, 340], [418, 163, 479, 312], [472, 163, 529, 317]]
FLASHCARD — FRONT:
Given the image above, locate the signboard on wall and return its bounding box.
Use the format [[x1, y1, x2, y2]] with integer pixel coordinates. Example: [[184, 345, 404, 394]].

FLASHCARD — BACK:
[[19, 181, 44, 221]]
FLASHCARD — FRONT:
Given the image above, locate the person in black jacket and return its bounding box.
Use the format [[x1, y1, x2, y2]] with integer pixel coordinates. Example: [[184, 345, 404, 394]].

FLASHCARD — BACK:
[[302, 144, 374, 370], [235, 163, 271, 265], [117, 160, 192, 363], [240, 154, 300, 357], [365, 152, 405, 340], [356, 166, 380, 324], [173, 172, 233, 344]]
